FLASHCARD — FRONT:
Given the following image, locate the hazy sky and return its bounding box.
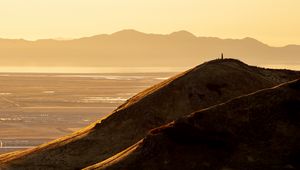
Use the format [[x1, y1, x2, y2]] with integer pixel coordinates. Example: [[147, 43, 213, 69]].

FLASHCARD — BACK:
[[0, 0, 299, 46]]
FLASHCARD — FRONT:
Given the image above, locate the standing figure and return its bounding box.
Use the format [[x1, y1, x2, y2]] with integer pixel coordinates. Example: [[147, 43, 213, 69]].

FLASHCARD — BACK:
[[221, 53, 224, 60]]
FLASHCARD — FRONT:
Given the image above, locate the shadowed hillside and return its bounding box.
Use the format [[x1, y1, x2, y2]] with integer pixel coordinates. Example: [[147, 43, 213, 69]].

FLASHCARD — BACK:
[[1, 30, 300, 67], [87, 79, 300, 170], [1, 59, 300, 169]]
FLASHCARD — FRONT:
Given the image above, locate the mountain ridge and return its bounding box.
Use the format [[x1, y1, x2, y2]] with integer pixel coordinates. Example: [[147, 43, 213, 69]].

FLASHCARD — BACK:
[[0, 30, 271, 47], [0, 30, 280, 46], [1, 30, 300, 67]]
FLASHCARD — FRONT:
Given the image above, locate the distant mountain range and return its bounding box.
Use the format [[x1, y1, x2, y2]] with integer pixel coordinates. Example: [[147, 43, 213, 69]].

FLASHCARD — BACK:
[[0, 29, 299, 67], [1, 59, 299, 169]]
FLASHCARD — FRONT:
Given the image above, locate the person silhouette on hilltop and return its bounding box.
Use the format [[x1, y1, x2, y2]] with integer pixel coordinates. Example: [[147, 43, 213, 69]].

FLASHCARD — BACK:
[[221, 53, 224, 59]]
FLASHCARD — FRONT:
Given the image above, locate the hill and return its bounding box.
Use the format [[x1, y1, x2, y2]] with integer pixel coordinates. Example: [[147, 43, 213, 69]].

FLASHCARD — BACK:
[[0, 30, 300, 67], [86, 79, 300, 170], [1, 59, 300, 169]]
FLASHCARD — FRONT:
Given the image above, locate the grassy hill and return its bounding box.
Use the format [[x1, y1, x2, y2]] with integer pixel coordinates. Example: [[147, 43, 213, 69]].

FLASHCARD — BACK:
[[1, 59, 300, 169], [87, 79, 300, 170]]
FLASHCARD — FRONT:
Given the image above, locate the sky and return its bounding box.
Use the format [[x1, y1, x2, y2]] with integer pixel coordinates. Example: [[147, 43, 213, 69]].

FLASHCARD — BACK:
[[0, 0, 299, 46]]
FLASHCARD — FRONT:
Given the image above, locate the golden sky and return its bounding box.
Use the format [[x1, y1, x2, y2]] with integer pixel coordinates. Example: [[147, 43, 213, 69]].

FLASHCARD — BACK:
[[0, 0, 299, 46]]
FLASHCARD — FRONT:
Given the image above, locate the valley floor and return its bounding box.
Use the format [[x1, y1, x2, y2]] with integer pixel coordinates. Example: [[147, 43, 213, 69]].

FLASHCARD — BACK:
[[0, 72, 176, 154]]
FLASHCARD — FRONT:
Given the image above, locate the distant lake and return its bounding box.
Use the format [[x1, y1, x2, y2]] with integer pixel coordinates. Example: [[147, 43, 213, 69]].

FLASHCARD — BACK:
[[0, 65, 299, 74], [0, 67, 188, 73], [262, 65, 300, 71]]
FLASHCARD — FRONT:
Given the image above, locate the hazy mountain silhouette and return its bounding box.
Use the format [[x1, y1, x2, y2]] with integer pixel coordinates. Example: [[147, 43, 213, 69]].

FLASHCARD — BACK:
[[0, 30, 300, 67], [1, 59, 299, 169], [86, 79, 300, 170]]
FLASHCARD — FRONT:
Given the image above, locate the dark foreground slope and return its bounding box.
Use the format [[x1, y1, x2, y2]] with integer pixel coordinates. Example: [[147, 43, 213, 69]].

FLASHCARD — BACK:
[[1, 59, 300, 169], [87, 79, 300, 170]]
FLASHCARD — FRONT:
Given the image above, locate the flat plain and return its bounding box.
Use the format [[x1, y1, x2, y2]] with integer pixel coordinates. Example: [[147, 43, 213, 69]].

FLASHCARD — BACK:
[[0, 72, 176, 154]]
